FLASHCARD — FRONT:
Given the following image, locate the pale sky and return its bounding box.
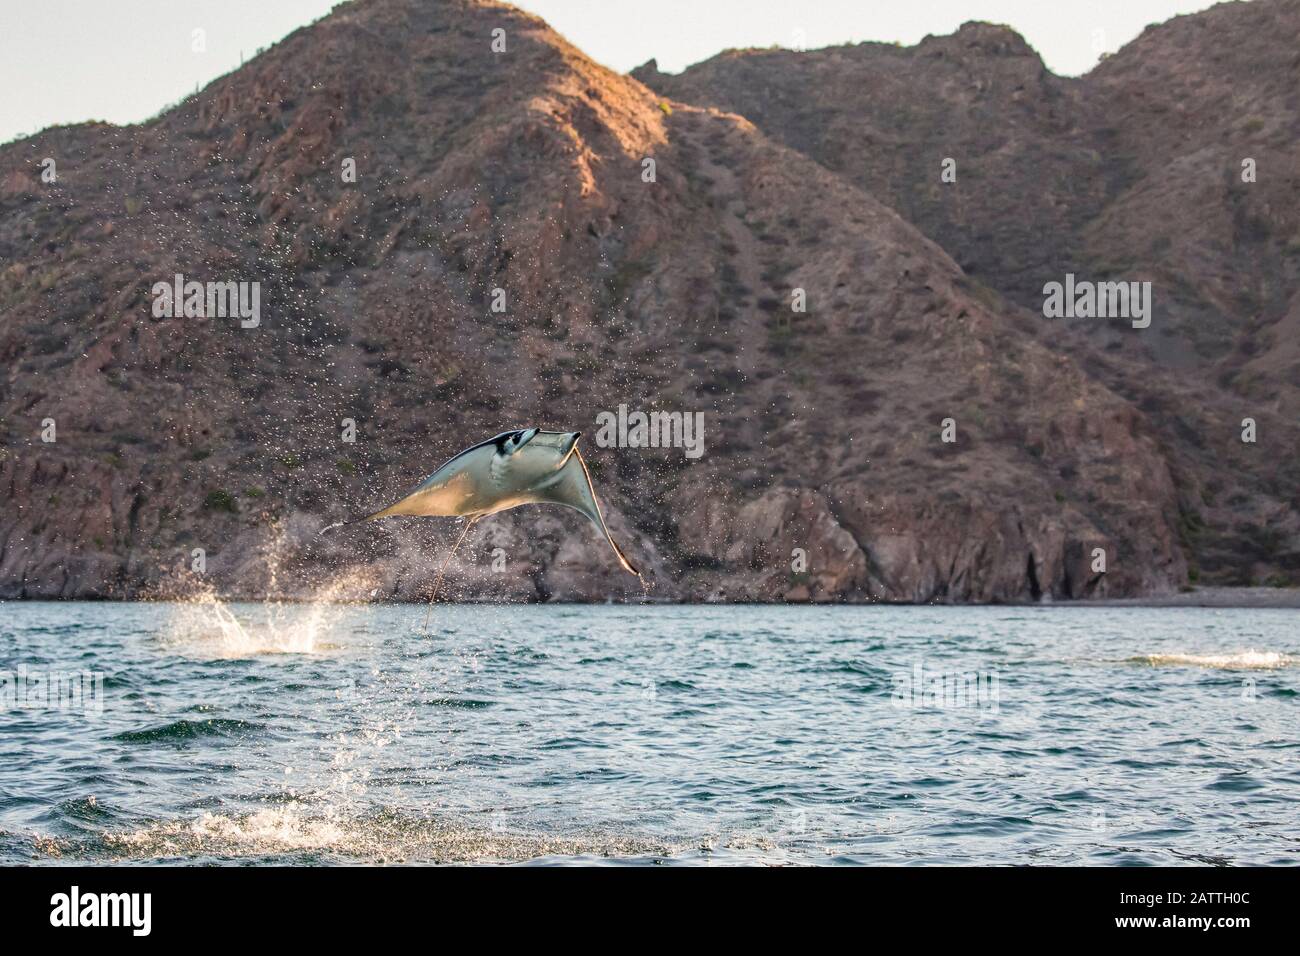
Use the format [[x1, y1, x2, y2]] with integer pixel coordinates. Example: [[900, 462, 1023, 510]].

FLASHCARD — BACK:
[[0, 0, 1236, 145]]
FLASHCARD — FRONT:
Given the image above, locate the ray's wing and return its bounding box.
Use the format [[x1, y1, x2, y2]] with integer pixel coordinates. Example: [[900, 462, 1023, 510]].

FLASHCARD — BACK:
[[359, 437, 507, 521], [533, 448, 639, 575]]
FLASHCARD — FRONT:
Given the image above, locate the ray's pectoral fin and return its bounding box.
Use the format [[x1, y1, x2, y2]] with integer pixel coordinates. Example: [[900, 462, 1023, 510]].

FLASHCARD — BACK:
[[358, 493, 421, 522], [538, 448, 639, 576], [357, 477, 456, 522]]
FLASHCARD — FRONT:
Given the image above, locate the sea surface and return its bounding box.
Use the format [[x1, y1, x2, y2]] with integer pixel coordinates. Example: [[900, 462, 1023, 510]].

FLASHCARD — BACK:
[[1, 601, 1296, 865]]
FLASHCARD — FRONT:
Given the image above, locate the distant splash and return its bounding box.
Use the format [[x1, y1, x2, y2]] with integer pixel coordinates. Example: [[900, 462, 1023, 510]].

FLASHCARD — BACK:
[[1125, 649, 1293, 670]]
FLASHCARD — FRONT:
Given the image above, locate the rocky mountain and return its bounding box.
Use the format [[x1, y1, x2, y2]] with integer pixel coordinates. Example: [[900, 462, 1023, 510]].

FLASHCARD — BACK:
[[1, 0, 1297, 603], [634, 0, 1300, 408]]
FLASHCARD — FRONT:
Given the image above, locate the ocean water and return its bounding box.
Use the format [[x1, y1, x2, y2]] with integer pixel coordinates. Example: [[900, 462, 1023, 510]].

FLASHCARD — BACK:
[[0, 600, 1296, 866]]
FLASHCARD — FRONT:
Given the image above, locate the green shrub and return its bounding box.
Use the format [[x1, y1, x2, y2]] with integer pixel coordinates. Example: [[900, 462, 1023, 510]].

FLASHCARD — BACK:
[[203, 489, 238, 513]]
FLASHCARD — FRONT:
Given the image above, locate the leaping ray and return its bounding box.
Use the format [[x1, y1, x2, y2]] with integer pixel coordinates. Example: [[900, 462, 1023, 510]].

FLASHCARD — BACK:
[[339, 429, 638, 576]]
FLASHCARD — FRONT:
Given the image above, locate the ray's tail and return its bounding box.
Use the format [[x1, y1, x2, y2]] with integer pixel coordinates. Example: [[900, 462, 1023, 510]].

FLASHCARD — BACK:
[[318, 505, 392, 536], [421, 517, 479, 636]]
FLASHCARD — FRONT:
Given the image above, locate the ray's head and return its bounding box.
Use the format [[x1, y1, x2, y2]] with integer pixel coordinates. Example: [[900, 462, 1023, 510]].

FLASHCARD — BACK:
[[499, 427, 539, 454], [495, 428, 581, 477]]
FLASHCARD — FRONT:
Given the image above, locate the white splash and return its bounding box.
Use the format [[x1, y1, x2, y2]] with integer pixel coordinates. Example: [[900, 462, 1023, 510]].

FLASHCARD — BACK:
[[189, 807, 349, 849], [156, 520, 379, 658], [1128, 649, 1293, 670], [99, 805, 680, 863], [163, 592, 342, 658]]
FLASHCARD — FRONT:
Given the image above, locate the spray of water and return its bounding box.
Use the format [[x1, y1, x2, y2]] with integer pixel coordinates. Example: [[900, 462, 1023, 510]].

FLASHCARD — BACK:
[[162, 588, 349, 657], [151, 523, 380, 658]]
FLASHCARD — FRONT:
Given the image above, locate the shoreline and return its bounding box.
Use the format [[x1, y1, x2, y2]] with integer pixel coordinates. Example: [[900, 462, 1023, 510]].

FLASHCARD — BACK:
[[2, 587, 1299, 608], [1071, 587, 1300, 609]]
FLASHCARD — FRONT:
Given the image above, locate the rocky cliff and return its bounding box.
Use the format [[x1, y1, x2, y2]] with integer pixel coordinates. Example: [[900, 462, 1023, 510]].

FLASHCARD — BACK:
[[1, 0, 1297, 602]]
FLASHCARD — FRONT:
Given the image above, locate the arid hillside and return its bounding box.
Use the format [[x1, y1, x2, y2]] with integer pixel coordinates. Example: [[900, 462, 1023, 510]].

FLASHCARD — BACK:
[[634, 0, 1300, 413], [1, 0, 1297, 602]]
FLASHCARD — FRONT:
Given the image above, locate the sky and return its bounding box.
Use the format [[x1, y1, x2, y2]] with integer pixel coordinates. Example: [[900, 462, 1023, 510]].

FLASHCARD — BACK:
[[0, 0, 1236, 145]]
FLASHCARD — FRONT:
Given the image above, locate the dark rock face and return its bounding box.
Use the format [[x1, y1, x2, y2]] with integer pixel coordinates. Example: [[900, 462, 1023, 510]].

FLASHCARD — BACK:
[[0, 0, 1296, 602]]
